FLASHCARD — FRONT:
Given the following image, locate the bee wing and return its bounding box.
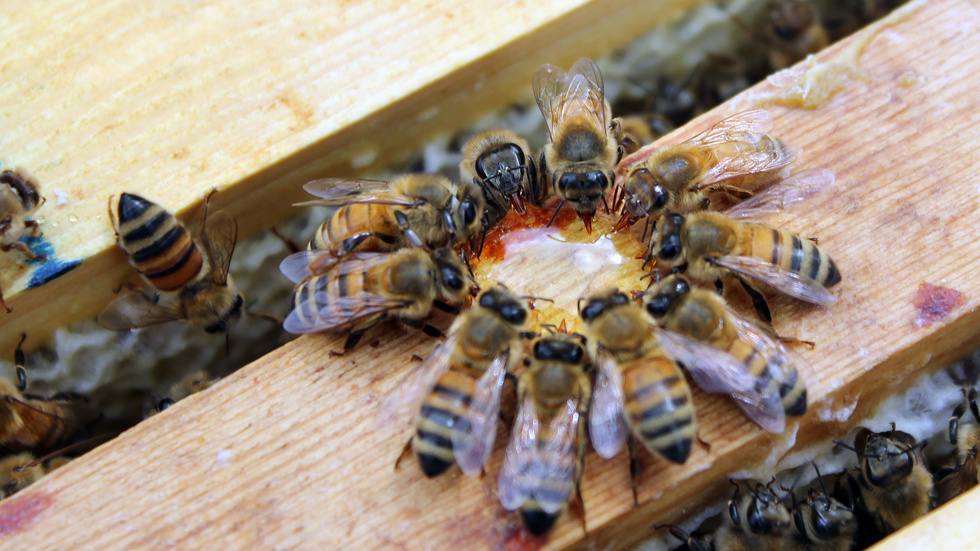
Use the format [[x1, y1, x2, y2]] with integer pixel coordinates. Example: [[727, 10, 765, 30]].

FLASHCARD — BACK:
[[589, 351, 628, 459], [655, 329, 785, 433], [725, 304, 814, 392], [687, 109, 774, 147], [533, 58, 606, 141], [200, 211, 237, 285], [279, 251, 327, 283], [297, 178, 418, 207], [498, 393, 540, 511], [279, 250, 392, 283], [452, 353, 508, 476], [725, 169, 835, 220], [98, 292, 183, 330], [534, 397, 582, 513], [376, 332, 457, 428], [282, 291, 410, 334], [712, 254, 837, 305]]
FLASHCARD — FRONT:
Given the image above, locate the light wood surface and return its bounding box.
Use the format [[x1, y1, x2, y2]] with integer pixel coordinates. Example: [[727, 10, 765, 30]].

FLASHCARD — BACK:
[[2, 0, 978, 549], [0, 0, 706, 355]]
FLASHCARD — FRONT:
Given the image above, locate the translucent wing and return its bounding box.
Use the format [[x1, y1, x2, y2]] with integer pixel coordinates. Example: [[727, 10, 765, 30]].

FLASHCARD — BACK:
[[655, 329, 785, 433], [98, 292, 183, 330], [498, 393, 540, 511], [279, 251, 327, 283], [279, 250, 390, 283], [297, 178, 418, 207], [725, 304, 813, 399], [713, 254, 837, 305], [200, 211, 237, 285], [282, 291, 410, 334], [376, 332, 457, 428], [687, 110, 774, 148], [498, 394, 581, 514], [589, 351, 628, 458], [533, 58, 606, 141], [452, 353, 508, 476], [725, 169, 835, 220]]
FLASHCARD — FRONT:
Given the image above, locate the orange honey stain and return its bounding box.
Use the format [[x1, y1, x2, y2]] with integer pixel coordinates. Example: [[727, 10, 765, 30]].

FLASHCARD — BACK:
[[913, 282, 964, 328], [0, 490, 55, 534]]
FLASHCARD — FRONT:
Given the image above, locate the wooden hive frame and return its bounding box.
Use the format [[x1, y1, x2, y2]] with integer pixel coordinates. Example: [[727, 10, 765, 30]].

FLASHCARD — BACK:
[[1, 0, 978, 549]]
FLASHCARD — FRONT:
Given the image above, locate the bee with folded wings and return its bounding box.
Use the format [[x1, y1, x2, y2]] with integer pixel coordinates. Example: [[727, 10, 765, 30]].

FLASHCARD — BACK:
[[642, 273, 812, 433], [498, 327, 591, 536], [646, 168, 840, 323], [534, 58, 624, 233], [279, 247, 473, 351], [615, 109, 799, 230], [298, 174, 485, 256], [99, 191, 244, 334], [390, 284, 531, 478]]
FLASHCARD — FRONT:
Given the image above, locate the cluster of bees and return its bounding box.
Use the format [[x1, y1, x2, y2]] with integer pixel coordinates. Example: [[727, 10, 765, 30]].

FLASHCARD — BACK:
[[663, 407, 980, 551], [0, 0, 924, 542]]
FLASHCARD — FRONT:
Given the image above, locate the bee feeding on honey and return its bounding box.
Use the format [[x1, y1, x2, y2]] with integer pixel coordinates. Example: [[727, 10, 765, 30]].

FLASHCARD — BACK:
[[460, 129, 544, 225], [99, 191, 244, 334]]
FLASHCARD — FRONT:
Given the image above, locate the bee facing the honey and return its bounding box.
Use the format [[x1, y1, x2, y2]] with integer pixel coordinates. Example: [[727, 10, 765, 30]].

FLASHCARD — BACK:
[[0, 167, 45, 313]]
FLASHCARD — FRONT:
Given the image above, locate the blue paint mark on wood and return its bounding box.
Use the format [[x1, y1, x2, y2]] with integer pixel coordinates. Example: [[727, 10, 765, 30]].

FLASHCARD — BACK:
[[18, 234, 82, 289]]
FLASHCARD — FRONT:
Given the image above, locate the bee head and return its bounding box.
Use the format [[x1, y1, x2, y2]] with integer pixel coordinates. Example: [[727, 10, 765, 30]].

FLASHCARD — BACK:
[[623, 168, 667, 218], [656, 213, 686, 261], [478, 285, 528, 325], [580, 290, 629, 322], [644, 275, 690, 319]]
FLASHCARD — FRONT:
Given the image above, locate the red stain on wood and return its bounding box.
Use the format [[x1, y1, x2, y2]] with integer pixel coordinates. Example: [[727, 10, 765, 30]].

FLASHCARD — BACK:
[[0, 491, 55, 534], [502, 525, 548, 551], [912, 282, 965, 328]]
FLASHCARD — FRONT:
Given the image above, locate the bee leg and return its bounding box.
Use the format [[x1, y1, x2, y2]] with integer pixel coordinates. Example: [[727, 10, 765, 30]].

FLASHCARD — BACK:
[[776, 334, 815, 349], [572, 479, 588, 535], [2, 240, 42, 261], [338, 232, 398, 257], [807, 236, 820, 245], [628, 436, 642, 507], [393, 211, 425, 249], [23, 219, 42, 236], [697, 432, 711, 452], [269, 226, 301, 254], [244, 310, 284, 326], [0, 285, 9, 313], [432, 300, 459, 315], [714, 279, 724, 296], [331, 331, 367, 356], [14, 333, 27, 389], [734, 275, 772, 324], [394, 437, 414, 471], [400, 318, 445, 340], [968, 387, 979, 424]]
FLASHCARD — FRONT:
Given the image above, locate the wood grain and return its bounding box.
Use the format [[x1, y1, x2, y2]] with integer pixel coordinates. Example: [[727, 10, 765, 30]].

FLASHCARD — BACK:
[[0, 0, 707, 354], [2, 0, 978, 549]]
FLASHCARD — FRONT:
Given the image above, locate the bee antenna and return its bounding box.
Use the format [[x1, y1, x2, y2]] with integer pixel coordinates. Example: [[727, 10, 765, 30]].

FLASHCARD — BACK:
[[458, 249, 479, 291], [17, 433, 115, 470], [639, 270, 661, 282], [832, 439, 869, 457], [540, 323, 558, 334], [546, 200, 566, 227], [225, 333, 231, 356], [520, 295, 554, 304], [812, 462, 831, 500]]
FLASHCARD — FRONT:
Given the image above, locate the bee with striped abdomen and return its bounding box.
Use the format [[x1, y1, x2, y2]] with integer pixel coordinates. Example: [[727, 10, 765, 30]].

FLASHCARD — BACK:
[[394, 284, 531, 478], [642, 273, 810, 432], [299, 174, 485, 256], [279, 247, 472, 350], [580, 288, 696, 501], [534, 58, 623, 233], [615, 110, 801, 230], [0, 452, 71, 499], [498, 328, 591, 535], [648, 210, 841, 323], [0, 168, 46, 312], [460, 129, 544, 225], [99, 191, 243, 334], [1, 334, 85, 452]]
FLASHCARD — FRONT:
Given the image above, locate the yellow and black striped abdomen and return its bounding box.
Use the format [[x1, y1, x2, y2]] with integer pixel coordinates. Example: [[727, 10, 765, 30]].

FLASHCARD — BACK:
[[743, 223, 841, 288], [312, 203, 400, 252], [518, 409, 582, 534], [289, 258, 386, 331], [620, 349, 695, 464], [413, 365, 480, 477], [116, 193, 202, 292], [724, 334, 807, 417]]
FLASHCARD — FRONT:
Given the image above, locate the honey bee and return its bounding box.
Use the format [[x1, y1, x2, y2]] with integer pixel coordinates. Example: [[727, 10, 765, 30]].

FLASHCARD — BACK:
[[0, 168, 45, 313], [460, 129, 544, 224], [616, 110, 799, 228], [1, 334, 84, 452], [534, 58, 623, 232], [394, 284, 531, 478], [785, 465, 856, 551], [579, 288, 696, 499], [280, 247, 473, 351], [99, 191, 244, 334], [643, 273, 810, 432], [143, 371, 218, 418], [648, 210, 841, 323], [941, 387, 980, 504], [714, 480, 793, 551], [838, 427, 933, 535], [0, 452, 71, 498], [299, 174, 485, 255], [764, 0, 830, 70], [498, 329, 591, 536]]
